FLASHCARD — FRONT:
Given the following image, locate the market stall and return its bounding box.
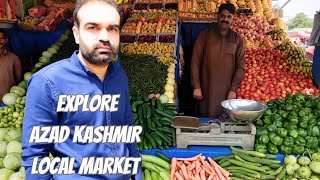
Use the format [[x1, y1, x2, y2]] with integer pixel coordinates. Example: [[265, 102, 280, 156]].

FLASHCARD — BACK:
[[1, 0, 320, 179]]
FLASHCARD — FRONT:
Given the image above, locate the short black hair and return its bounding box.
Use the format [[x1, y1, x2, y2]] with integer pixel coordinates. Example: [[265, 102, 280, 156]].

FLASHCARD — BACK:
[[218, 3, 236, 15], [0, 29, 6, 38], [73, 0, 120, 27]]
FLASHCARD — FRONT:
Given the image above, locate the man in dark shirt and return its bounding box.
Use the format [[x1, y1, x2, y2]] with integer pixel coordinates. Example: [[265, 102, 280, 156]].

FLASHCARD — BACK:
[[0, 29, 22, 103], [21, 0, 141, 179]]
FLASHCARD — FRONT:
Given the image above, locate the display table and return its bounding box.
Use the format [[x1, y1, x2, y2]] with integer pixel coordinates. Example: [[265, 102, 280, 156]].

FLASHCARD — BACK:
[[5, 20, 70, 57], [140, 117, 286, 162]]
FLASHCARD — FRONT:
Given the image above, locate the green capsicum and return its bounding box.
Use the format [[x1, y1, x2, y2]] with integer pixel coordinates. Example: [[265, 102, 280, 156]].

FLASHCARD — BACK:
[[308, 115, 317, 126], [298, 108, 309, 117], [288, 116, 299, 125], [289, 129, 299, 138], [275, 98, 285, 105], [274, 120, 283, 128], [292, 145, 305, 155], [276, 128, 288, 138], [266, 124, 277, 132], [262, 116, 272, 125], [258, 134, 270, 144], [307, 126, 320, 137], [271, 135, 283, 146], [264, 109, 273, 116], [304, 101, 313, 108], [293, 93, 305, 102], [306, 137, 318, 150], [285, 104, 294, 111], [279, 110, 289, 119], [272, 114, 283, 122], [256, 126, 268, 137], [255, 119, 264, 126], [298, 128, 308, 137], [295, 136, 306, 146], [299, 120, 308, 129], [286, 123, 298, 130], [255, 143, 267, 154], [267, 142, 279, 154], [279, 145, 292, 155], [283, 136, 295, 147], [313, 109, 320, 117], [269, 132, 277, 140]]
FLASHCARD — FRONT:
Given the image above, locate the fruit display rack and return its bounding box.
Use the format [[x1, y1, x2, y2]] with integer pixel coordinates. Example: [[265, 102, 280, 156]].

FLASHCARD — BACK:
[[133, 2, 178, 10]]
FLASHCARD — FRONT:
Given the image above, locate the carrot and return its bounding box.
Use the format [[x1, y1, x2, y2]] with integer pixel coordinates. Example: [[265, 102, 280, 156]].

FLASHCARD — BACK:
[[176, 154, 202, 161], [171, 158, 177, 180], [189, 175, 196, 180], [201, 164, 212, 175], [195, 174, 200, 180], [214, 166, 226, 180], [200, 170, 206, 180], [181, 164, 190, 180], [208, 157, 230, 177], [208, 173, 215, 180], [175, 171, 184, 180], [189, 161, 196, 170], [173, 177, 177, 180], [200, 156, 209, 169], [205, 161, 216, 174], [196, 161, 201, 174], [184, 160, 192, 166], [176, 160, 182, 169], [192, 169, 196, 175]]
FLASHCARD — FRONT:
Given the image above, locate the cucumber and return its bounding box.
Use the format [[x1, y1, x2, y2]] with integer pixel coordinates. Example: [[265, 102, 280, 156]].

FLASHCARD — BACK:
[[146, 105, 151, 119], [152, 132, 163, 146], [144, 169, 152, 180], [156, 99, 164, 111], [151, 98, 156, 107], [172, 129, 176, 147], [145, 132, 157, 147], [156, 109, 173, 119], [131, 100, 144, 112], [140, 154, 171, 170]]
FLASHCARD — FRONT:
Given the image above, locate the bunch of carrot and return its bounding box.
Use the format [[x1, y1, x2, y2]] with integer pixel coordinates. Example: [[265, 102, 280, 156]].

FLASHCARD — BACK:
[[170, 154, 231, 180]]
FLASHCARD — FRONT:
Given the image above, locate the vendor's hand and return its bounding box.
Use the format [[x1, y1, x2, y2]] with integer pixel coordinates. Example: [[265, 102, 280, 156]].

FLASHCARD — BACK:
[[227, 91, 237, 99], [193, 88, 203, 100]]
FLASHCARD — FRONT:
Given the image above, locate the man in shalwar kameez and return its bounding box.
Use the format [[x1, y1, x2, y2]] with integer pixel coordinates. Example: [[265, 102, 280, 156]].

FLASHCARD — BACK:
[[191, 3, 246, 118]]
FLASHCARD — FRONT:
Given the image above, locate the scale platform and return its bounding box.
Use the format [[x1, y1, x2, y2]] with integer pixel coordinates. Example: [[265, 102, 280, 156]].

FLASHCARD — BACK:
[[172, 116, 256, 150]]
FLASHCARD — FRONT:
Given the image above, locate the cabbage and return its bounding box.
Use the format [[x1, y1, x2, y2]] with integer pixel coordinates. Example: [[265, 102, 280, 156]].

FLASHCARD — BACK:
[[19, 166, 24, 173], [42, 51, 52, 58], [159, 94, 169, 104], [34, 63, 43, 69], [0, 168, 15, 180], [0, 129, 8, 141], [23, 72, 33, 81], [9, 171, 25, 180], [18, 81, 28, 89], [0, 158, 3, 168], [0, 141, 7, 157], [5, 130, 22, 143], [2, 93, 18, 106], [10, 86, 26, 97], [39, 56, 49, 64], [6, 141, 22, 154], [47, 47, 57, 54], [3, 153, 21, 170]]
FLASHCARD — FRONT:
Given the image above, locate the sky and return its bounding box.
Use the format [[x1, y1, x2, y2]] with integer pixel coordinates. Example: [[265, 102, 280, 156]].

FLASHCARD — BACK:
[[274, 0, 320, 21]]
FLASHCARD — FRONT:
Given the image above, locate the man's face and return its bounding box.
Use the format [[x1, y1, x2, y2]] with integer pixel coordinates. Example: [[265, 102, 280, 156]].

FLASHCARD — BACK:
[[218, 9, 234, 30], [0, 32, 7, 49], [72, 1, 120, 65]]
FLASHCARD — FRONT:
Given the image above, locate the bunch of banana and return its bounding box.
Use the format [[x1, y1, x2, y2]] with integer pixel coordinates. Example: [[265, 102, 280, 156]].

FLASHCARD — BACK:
[[267, 29, 286, 41], [114, 0, 128, 4], [289, 60, 312, 77]]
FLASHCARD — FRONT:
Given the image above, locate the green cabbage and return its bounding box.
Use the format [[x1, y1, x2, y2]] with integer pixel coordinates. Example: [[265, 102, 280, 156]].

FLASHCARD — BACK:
[[9, 171, 25, 180], [2, 93, 18, 106], [0, 158, 3, 168], [0, 129, 8, 141], [10, 86, 26, 97], [3, 153, 22, 171], [6, 141, 22, 154], [0, 141, 7, 157], [0, 168, 15, 180], [5, 130, 22, 143]]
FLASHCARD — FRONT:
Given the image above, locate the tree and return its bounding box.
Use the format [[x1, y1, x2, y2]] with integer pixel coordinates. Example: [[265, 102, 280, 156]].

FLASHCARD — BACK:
[[287, 12, 313, 30]]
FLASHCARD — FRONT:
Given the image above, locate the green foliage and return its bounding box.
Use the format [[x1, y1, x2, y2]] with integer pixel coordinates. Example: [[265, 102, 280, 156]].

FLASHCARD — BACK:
[[287, 12, 313, 30]]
